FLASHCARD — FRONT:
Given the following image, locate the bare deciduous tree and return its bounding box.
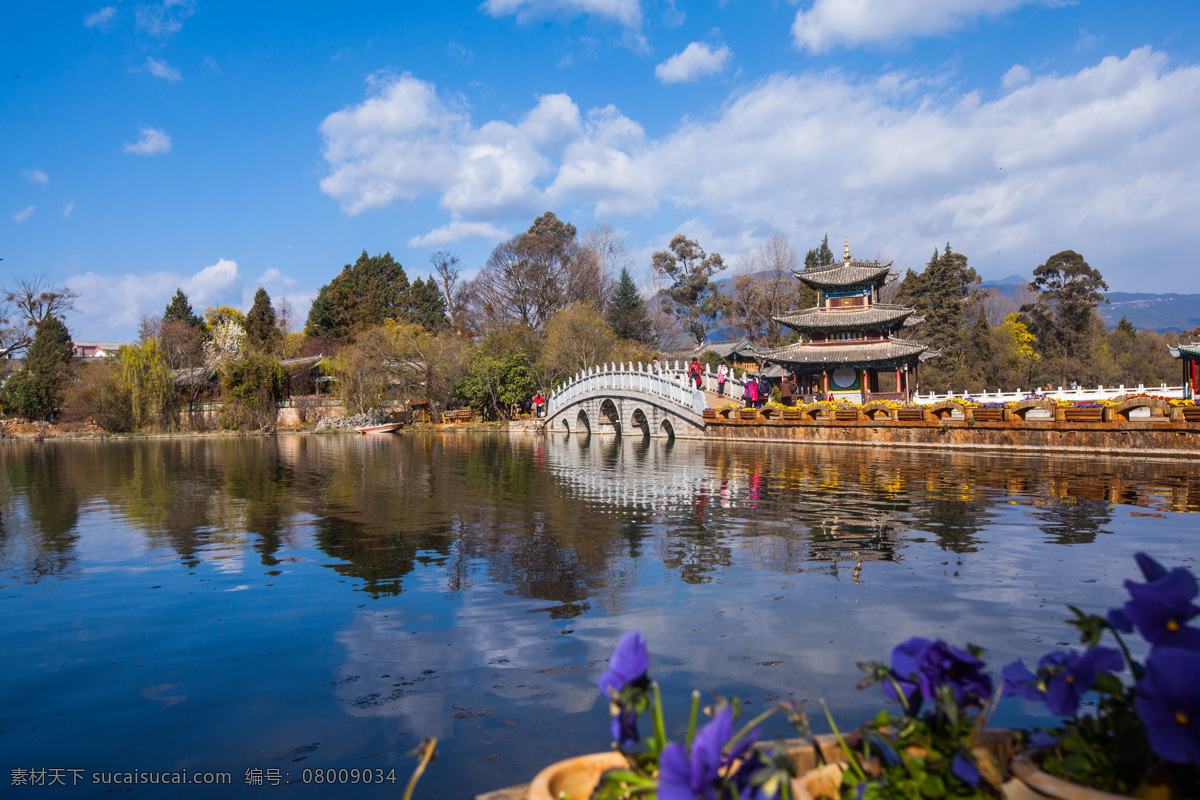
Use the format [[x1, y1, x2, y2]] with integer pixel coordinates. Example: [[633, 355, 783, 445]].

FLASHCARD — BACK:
[[728, 234, 798, 345], [1, 274, 79, 359]]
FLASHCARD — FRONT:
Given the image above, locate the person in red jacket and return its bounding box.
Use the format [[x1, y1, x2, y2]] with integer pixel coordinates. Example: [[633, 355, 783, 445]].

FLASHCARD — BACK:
[[688, 358, 703, 389], [533, 393, 545, 416]]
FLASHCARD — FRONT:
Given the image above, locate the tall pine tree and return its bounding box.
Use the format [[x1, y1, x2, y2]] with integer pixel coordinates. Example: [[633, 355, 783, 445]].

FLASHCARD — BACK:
[[244, 287, 281, 353], [606, 267, 651, 343], [163, 288, 203, 328]]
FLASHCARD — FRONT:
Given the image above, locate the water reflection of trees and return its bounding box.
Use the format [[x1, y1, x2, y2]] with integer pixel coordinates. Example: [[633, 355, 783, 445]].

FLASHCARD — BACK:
[[2, 437, 1199, 601]]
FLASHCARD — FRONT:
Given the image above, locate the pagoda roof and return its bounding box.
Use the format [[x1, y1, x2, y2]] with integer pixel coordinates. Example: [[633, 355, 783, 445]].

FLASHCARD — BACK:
[[774, 303, 916, 331], [1169, 342, 1200, 359], [760, 337, 929, 366], [793, 259, 894, 290]]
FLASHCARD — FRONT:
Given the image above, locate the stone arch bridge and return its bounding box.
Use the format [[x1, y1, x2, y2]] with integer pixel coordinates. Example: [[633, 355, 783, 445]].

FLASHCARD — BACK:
[[544, 363, 707, 439]]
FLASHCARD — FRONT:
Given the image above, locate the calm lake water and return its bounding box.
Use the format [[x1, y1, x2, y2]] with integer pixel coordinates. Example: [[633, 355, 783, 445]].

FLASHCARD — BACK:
[[3, 433, 1199, 797]]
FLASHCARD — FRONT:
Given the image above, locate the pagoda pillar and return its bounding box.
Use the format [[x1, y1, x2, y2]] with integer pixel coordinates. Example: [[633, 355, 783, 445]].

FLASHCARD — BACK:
[[822, 369, 829, 397]]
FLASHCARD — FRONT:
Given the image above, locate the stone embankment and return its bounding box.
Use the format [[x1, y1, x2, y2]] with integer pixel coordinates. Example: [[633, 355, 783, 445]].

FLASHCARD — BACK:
[[313, 409, 396, 432]]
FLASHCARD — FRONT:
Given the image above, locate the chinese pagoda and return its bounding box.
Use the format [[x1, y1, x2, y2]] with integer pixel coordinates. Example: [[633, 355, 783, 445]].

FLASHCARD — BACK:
[[760, 238, 931, 403]]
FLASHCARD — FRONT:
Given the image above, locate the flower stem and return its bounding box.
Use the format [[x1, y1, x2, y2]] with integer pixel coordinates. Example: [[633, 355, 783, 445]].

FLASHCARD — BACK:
[[687, 690, 700, 748], [651, 682, 668, 754], [401, 737, 436, 800], [820, 699, 866, 782]]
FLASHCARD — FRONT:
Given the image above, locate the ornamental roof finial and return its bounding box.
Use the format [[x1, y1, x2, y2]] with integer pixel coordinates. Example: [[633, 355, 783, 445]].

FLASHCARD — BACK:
[[844, 235, 851, 261]]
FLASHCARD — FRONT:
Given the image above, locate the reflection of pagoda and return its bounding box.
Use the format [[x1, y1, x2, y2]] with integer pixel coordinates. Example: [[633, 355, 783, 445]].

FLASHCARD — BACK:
[[761, 237, 931, 402]]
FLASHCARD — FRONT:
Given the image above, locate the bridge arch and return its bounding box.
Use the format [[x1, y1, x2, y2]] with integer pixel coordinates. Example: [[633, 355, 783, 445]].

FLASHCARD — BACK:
[[545, 363, 707, 438]]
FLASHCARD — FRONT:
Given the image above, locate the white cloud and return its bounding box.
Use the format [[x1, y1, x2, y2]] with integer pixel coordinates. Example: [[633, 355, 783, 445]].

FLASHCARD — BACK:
[[67, 258, 242, 338], [407, 221, 511, 248], [22, 168, 49, 184], [145, 56, 182, 81], [655, 41, 732, 84], [63, 202, 75, 218], [792, 0, 1050, 54], [124, 126, 172, 155], [1002, 64, 1031, 88], [136, 0, 194, 38], [481, 0, 642, 28], [13, 205, 35, 222], [182, 258, 242, 307], [84, 6, 116, 28], [319, 48, 1200, 292]]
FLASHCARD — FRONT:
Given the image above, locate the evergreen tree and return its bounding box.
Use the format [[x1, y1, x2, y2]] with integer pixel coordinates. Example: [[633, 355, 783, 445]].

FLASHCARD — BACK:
[[163, 288, 203, 328], [651, 234, 727, 345], [1020, 249, 1108, 363], [2, 316, 74, 420], [244, 287, 281, 352], [304, 251, 410, 340], [803, 233, 836, 271], [923, 243, 979, 356], [606, 267, 651, 343], [405, 277, 448, 331]]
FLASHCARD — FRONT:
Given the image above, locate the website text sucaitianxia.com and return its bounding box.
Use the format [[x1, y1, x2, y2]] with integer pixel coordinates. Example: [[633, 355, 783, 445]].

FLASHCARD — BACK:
[[11, 767, 400, 787]]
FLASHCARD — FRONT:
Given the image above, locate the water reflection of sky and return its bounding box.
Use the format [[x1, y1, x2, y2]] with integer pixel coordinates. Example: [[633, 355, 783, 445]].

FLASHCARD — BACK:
[[1, 435, 1197, 798]]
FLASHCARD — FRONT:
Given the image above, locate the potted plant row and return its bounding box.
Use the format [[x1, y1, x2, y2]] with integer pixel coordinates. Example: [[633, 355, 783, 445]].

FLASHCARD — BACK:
[[529, 552, 1200, 799]]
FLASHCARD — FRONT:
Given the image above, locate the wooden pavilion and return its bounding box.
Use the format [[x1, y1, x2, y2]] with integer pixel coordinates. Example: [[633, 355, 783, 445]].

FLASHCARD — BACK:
[[759, 238, 932, 403]]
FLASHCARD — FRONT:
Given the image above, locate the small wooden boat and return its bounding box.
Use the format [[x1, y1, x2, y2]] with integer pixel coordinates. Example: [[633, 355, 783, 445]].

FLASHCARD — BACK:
[[355, 421, 404, 435]]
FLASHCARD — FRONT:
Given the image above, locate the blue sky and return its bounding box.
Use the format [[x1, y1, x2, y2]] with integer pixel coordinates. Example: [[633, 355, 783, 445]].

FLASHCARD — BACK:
[[5, 0, 1200, 342]]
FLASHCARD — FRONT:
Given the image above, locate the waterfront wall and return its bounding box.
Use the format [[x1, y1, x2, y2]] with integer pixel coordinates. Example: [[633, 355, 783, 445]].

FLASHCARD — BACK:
[[703, 416, 1200, 458]]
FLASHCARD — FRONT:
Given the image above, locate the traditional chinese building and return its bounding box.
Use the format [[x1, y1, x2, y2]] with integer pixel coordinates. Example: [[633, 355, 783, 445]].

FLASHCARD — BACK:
[[760, 238, 931, 403], [1169, 342, 1200, 400]]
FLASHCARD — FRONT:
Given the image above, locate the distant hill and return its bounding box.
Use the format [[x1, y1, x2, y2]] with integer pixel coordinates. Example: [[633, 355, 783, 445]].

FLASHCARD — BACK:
[[1101, 293, 1200, 334], [978, 276, 1199, 334]]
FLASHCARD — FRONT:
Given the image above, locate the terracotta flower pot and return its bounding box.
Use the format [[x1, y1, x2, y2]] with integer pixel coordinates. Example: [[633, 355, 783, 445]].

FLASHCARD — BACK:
[[526, 751, 627, 800], [1006, 752, 1131, 800]]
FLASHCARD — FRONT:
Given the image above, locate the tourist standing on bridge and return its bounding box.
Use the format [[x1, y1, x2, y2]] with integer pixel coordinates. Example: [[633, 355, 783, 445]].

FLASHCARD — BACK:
[[651, 358, 662, 375], [744, 375, 758, 407], [688, 358, 703, 389], [716, 363, 728, 396]]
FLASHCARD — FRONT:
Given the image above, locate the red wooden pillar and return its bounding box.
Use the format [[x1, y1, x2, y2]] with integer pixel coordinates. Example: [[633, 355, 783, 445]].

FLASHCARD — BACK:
[[895, 368, 901, 393], [822, 369, 829, 395]]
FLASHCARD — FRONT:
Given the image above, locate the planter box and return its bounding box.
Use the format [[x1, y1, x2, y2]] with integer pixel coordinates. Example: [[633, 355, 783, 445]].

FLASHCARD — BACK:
[[896, 408, 925, 422], [971, 409, 1004, 422], [781, 408, 803, 421], [702, 409, 717, 421], [1063, 408, 1104, 422], [1182, 407, 1200, 422], [737, 408, 759, 421], [834, 410, 860, 422]]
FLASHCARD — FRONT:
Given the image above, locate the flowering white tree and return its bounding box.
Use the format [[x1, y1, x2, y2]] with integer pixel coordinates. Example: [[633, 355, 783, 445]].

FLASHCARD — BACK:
[[203, 320, 246, 371]]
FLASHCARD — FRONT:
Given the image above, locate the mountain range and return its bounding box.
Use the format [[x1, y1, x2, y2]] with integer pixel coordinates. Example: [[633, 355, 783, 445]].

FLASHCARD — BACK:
[[981, 276, 1200, 333]]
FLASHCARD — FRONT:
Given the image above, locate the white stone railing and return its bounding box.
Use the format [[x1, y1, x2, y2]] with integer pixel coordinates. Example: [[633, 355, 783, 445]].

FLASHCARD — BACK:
[[914, 383, 1185, 404], [546, 362, 710, 417]]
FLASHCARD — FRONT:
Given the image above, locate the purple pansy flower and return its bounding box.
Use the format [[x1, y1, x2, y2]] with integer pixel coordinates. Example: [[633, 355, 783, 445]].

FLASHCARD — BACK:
[[659, 707, 757, 800], [1042, 648, 1122, 717], [598, 631, 650, 697], [885, 637, 992, 712], [1001, 659, 1043, 702], [951, 753, 980, 788], [1135, 646, 1200, 765], [1115, 552, 1200, 651], [611, 704, 640, 748]]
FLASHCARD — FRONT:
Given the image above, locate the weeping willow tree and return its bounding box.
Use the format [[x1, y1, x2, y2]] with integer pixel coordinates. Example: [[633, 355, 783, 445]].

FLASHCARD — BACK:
[[116, 339, 176, 430]]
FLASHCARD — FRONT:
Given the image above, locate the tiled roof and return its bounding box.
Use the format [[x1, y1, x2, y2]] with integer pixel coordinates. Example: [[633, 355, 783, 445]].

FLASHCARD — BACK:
[[1169, 342, 1200, 358], [774, 303, 916, 331], [760, 337, 929, 366], [792, 259, 894, 289]]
